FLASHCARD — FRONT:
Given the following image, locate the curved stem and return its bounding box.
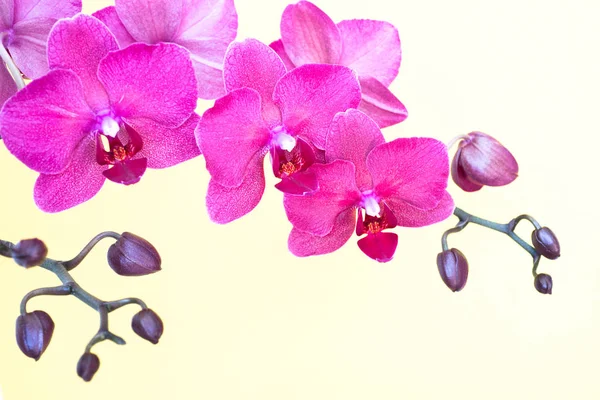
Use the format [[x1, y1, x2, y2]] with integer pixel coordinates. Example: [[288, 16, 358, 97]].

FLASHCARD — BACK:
[[20, 284, 73, 315], [441, 219, 468, 251], [62, 231, 121, 271], [446, 134, 469, 150], [0, 37, 25, 90], [453, 207, 538, 259], [510, 214, 542, 231], [105, 297, 147, 312]]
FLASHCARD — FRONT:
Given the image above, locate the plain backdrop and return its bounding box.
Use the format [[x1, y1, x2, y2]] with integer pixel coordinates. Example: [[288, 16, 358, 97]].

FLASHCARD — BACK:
[[0, 0, 598, 399]]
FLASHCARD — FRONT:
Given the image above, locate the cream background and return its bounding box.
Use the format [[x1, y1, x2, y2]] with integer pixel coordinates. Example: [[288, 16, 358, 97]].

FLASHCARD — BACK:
[[0, 0, 598, 398]]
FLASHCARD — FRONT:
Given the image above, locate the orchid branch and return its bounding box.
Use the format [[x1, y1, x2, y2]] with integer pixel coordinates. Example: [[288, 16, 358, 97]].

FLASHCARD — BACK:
[[2, 232, 163, 381]]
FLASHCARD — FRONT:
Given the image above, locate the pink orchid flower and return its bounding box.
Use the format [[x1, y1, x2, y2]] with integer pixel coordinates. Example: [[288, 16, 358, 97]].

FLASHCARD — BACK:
[[93, 0, 237, 100], [0, 0, 81, 104], [270, 0, 407, 128], [196, 38, 362, 224], [0, 14, 199, 212], [284, 109, 454, 262]]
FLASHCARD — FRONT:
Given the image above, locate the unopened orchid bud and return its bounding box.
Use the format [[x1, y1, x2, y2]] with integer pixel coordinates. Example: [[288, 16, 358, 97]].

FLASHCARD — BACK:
[[451, 132, 518, 192], [532, 227, 560, 260], [107, 232, 161, 276], [11, 239, 48, 268], [132, 309, 164, 344], [15, 310, 55, 361], [437, 248, 469, 292], [534, 273, 553, 295], [77, 352, 100, 382]]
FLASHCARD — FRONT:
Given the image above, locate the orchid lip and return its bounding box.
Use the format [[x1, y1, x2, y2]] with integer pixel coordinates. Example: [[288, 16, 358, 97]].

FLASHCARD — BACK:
[[270, 125, 296, 151]]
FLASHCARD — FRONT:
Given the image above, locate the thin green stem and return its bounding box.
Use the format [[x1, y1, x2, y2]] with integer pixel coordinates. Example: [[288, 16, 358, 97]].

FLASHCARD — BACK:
[[62, 231, 121, 271], [20, 284, 73, 315]]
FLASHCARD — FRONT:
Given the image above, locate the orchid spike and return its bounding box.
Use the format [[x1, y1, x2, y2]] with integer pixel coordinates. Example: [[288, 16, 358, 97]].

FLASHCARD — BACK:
[[0, 14, 199, 212], [284, 109, 454, 262], [196, 38, 361, 224], [93, 0, 238, 100], [270, 0, 407, 128]]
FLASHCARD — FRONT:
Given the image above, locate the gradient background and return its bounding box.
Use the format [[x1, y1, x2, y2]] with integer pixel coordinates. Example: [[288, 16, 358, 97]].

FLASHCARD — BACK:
[[0, 0, 597, 399]]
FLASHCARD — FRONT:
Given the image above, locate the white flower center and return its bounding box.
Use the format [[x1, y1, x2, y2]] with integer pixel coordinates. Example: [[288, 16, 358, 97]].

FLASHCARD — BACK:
[[101, 116, 120, 138], [362, 195, 381, 217], [271, 126, 296, 152]]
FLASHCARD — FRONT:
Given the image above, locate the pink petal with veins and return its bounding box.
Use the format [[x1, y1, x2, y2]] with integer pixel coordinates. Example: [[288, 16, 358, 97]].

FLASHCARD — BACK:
[[98, 42, 197, 126], [367, 137, 449, 210], [115, 0, 182, 43], [206, 153, 266, 224], [224, 39, 285, 124], [288, 208, 356, 257], [358, 76, 407, 128], [284, 160, 361, 237], [0, 69, 94, 174], [326, 109, 384, 191], [387, 191, 454, 228], [269, 40, 296, 71], [273, 64, 361, 150], [280, 0, 341, 65], [92, 6, 135, 48], [133, 114, 201, 169], [451, 147, 483, 192], [0, 63, 17, 106], [47, 14, 117, 111], [34, 138, 106, 213], [196, 88, 270, 188]]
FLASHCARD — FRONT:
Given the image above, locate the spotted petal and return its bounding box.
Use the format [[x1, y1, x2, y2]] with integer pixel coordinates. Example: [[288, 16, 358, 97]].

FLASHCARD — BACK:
[[0, 69, 94, 174], [284, 160, 361, 236], [0, 63, 17, 106], [367, 137, 449, 210], [387, 191, 454, 228], [92, 6, 135, 48]]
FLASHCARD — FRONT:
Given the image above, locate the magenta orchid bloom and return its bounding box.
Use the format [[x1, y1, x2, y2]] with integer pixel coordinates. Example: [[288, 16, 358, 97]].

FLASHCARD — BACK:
[[196, 38, 362, 224], [0, 14, 199, 212], [270, 0, 407, 128], [284, 109, 454, 262], [93, 0, 237, 100]]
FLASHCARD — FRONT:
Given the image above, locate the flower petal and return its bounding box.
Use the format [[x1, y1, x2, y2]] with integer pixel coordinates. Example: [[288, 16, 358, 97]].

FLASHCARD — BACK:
[[273, 64, 361, 149], [367, 137, 449, 210], [387, 191, 454, 228], [98, 42, 197, 126], [224, 39, 285, 124], [357, 232, 398, 263], [103, 157, 147, 185], [13, 0, 81, 22], [206, 153, 265, 224], [129, 114, 201, 169], [34, 138, 106, 213], [8, 18, 55, 78], [114, 0, 182, 43], [338, 19, 401, 86], [288, 208, 356, 257], [269, 40, 295, 71], [275, 170, 318, 195], [280, 0, 341, 65], [175, 0, 238, 99], [451, 147, 483, 192], [284, 160, 361, 236], [358, 75, 407, 129], [92, 6, 136, 48], [196, 88, 270, 187], [326, 109, 384, 191], [0, 0, 14, 30], [47, 14, 117, 111], [0, 69, 94, 174], [0, 63, 17, 106]]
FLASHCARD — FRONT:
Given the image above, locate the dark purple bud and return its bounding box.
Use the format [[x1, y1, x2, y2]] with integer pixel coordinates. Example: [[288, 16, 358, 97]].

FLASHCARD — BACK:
[[11, 239, 48, 268], [132, 309, 163, 344], [532, 227, 560, 260], [534, 273, 553, 295], [77, 352, 100, 382], [451, 132, 518, 192], [437, 248, 469, 292], [107, 232, 161, 276], [15, 310, 54, 360]]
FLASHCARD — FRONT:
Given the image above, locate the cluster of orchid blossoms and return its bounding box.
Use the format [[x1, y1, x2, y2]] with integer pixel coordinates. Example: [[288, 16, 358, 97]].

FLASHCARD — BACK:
[[0, 0, 560, 381]]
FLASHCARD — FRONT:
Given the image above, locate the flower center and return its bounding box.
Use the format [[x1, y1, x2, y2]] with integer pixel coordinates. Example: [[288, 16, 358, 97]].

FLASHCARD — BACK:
[[360, 191, 381, 217], [271, 125, 296, 152], [356, 200, 398, 237], [100, 116, 120, 138]]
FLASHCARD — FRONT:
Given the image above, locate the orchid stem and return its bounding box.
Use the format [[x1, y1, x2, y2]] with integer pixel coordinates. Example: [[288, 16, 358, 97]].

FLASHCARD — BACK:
[[446, 135, 469, 150], [62, 231, 121, 271], [453, 207, 538, 259], [0, 38, 25, 90]]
